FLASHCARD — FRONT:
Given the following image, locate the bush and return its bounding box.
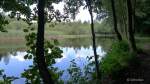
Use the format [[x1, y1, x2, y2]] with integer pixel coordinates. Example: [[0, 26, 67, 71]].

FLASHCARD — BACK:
[[100, 41, 136, 80]]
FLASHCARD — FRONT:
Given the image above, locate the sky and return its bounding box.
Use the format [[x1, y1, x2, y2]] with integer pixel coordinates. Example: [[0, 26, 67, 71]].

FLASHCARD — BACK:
[[52, 2, 96, 22], [30, 2, 96, 22]]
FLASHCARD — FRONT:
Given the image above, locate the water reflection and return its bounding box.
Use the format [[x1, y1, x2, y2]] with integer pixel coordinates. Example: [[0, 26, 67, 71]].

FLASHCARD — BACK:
[[0, 37, 113, 83], [55, 46, 106, 81], [0, 46, 105, 83], [56, 46, 105, 65], [0, 52, 27, 65], [59, 37, 113, 51], [0, 51, 32, 77]]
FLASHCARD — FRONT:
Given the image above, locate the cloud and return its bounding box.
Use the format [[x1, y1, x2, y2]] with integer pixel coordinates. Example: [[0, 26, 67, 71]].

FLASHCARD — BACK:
[[10, 52, 27, 62]]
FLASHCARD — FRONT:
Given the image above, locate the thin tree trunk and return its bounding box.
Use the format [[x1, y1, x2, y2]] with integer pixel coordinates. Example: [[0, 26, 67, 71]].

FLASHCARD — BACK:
[[36, 0, 54, 83], [111, 0, 122, 41], [90, 12, 101, 79], [86, 0, 100, 79], [127, 0, 137, 52]]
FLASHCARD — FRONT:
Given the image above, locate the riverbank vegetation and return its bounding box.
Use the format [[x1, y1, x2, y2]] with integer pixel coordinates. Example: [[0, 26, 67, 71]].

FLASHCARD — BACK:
[[100, 41, 138, 83]]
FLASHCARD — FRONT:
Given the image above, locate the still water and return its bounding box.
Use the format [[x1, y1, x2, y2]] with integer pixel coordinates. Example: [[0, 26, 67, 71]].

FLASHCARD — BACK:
[[0, 38, 113, 84]]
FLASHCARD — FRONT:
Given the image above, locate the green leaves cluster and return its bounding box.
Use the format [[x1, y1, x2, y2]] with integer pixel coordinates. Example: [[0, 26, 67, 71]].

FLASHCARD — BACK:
[[64, 0, 84, 20], [0, 0, 31, 33], [100, 41, 136, 78], [67, 55, 101, 84], [135, 0, 150, 35], [0, 0, 30, 13], [0, 14, 8, 32], [22, 25, 64, 84], [67, 59, 88, 84]]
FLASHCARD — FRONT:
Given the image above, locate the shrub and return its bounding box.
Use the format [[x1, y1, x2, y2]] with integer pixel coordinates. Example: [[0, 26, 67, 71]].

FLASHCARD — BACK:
[[100, 41, 136, 80]]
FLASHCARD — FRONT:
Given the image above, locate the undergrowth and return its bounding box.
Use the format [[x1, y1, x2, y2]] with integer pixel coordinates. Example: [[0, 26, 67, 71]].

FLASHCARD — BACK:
[[100, 41, 138, 83]]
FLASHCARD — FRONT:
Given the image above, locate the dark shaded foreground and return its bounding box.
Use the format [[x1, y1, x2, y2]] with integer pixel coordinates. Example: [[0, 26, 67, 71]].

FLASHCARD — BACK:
[[102, 44, 150, 84]]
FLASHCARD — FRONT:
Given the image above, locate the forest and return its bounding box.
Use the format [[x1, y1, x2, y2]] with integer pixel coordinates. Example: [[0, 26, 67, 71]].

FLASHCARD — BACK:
[[0, 0, 150, 84]]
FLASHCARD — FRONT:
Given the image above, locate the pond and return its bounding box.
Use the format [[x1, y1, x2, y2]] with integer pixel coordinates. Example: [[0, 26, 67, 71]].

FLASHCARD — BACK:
[[0, 37, 113, 84]]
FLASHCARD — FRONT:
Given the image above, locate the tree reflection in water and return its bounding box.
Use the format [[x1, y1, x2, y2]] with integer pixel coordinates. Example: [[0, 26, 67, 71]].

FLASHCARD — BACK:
[[0, 37, 113, 83]]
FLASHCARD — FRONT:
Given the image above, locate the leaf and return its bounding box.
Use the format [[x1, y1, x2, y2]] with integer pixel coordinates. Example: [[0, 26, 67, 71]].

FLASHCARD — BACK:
[[23, 29, 29, 32], [28, 55, 32, 59], [30, 27, 35, 31], [24, 55, 28, 59], [54, 39, 59, 45]]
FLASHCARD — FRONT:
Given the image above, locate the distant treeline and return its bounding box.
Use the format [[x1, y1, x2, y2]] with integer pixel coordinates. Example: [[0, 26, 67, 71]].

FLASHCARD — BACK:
[[4, 18, 113, 35]]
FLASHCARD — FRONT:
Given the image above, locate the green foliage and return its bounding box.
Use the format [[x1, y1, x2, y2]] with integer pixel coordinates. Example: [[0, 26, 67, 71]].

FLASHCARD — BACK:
[[64, 0, 102, 20], [64, 0, 83, 20], [67, 55, 102, 84], [67, 59, 87, 84], [0, 14, 9, 32], [22, 26, 64, 84], [102, 0, 150, 36], [0, 69, 18, 84], [101, 0, 128, 38], [94, 20, 112, 33], [2, 19, 112, 36], [45, 21, 112, 35], [0, 0, 31, 14], [45, 22, 91, 35], [135, 0, 150, 35], [100, 41, 136, 78], [67, 59, 91, 84]]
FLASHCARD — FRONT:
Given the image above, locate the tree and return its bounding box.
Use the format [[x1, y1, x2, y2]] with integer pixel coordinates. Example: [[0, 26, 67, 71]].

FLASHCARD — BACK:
[[135, 0, 150, 35], [85, 0, 101, 80], [36, 0, 54, 83], [64, 0, 102, 80], [0, 0, 64, 83], [110, 0, 122, 41], [102, 0, 137, 51], [0, 0, 30, 32], [127, 0, 137, 52], [101, 0, 127, 39], [0, 0, 54, 83]]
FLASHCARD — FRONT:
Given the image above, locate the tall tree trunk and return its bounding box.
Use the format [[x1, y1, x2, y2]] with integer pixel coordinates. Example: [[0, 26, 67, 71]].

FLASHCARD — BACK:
[[86, 0, 100, 79], [127, 0, 137, 52], [132, 0, 136, 33], [111, 0, 122, 41], [36, 0, 54, 83]]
